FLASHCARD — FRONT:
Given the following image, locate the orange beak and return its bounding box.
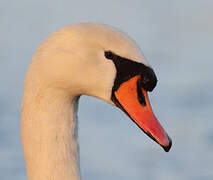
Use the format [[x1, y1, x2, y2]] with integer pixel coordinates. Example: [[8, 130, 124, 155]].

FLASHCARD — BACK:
[[112, 75, 172, 152]]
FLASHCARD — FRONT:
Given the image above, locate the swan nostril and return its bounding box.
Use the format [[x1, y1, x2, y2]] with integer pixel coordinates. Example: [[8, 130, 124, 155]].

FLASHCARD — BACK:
[[137, 79, 146, 106]]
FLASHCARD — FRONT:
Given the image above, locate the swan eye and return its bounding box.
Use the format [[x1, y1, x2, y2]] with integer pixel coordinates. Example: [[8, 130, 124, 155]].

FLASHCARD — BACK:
[[105, 51, 114, 59]]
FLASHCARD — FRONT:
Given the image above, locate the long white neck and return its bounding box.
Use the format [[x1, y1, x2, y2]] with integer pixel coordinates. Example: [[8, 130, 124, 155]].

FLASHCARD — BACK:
[[21, 77, 81, 180]]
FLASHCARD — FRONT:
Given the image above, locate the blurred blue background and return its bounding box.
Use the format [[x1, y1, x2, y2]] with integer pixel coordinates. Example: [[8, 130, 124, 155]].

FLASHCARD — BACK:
[[1, 0, 213, 179]]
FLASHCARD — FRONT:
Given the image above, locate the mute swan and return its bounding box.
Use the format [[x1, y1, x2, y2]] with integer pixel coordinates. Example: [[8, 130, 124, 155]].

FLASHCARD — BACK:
[[21, 23, 172, 180]]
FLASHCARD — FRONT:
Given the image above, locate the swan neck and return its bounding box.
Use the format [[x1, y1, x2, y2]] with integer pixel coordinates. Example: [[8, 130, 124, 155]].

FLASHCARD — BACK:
[[21, 86, 80, 180]]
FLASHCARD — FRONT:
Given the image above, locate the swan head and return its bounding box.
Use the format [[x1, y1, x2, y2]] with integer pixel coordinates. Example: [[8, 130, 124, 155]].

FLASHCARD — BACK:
[[29, 23, 172, 152]]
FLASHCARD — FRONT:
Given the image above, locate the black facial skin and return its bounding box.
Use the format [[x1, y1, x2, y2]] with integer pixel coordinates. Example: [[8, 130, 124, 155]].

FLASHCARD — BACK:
[[104, 51, 158, 93]]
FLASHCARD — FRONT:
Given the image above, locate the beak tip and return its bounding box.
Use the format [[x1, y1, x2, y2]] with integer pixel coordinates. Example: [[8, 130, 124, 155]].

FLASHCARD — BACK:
[[162, 135, 172, 152]]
